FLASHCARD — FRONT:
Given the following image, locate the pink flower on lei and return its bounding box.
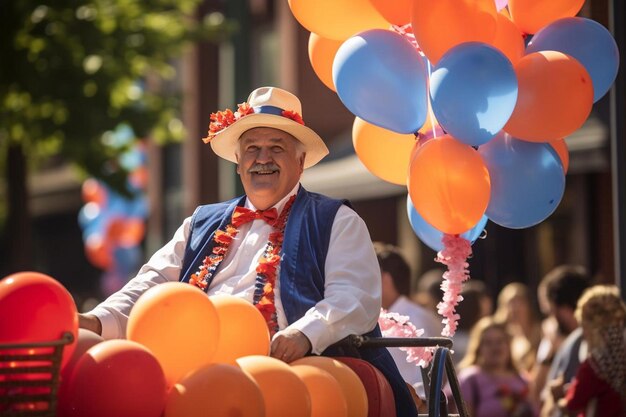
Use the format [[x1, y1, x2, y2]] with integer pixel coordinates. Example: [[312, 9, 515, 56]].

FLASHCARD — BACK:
[[379, 309, 434, 367], [435, 234, 473, 337]]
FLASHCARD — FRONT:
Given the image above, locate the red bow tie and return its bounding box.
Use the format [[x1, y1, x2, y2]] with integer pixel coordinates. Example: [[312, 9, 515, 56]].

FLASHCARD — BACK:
[[232, 206, 278, 228]]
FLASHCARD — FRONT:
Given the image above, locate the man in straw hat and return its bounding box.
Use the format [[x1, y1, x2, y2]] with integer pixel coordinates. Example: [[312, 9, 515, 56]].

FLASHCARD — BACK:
[[80, 86, 417, 415]]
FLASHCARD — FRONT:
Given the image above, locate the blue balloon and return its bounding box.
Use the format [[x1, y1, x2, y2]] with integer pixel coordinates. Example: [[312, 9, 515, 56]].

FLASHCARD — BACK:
[[478, 132, 565, 229], [526, 17, 619, 103], [407, 197, 488, 252], [430, 42, 518, 146], [333, 29, 428, 134]]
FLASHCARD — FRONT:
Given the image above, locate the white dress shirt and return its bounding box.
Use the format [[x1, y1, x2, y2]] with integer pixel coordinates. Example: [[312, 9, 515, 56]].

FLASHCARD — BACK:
[[89, 184, 382, 354]]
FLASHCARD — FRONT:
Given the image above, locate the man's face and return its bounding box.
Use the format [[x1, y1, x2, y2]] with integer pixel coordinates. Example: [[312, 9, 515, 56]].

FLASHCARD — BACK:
[[236, 127, 305, 209]]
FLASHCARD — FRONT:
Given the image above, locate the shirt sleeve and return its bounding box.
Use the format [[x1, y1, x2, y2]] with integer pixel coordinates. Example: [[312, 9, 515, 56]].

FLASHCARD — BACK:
[[287, 205, 382, 354], [87, 217, 191, 339]]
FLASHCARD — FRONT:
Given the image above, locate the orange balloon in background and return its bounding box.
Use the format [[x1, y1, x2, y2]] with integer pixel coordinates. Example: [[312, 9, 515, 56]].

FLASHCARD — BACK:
[[490, 12, 525, 65], [308, 33, 343, 91], [288, 0, 389, 41], [237, 356, 311, 417], [64, 340, 167, 417], [291, 364, 348, 417], [408, 135, 491, 234], [503, 51, 593, 142], [550, 138, 569, 174], [352, 117, 417, 186], [84, 233, 113, 270], [127, 282, 220, 387], [291, 356, 368, 417], [209, 295, 270, 365], [411, 0, 498, 64], [164, 364, 264, 417], [106, 217, 146, 247], [508, 0, 585, 35], [368, 0, 412, 25], [81, 178, 106, 205]]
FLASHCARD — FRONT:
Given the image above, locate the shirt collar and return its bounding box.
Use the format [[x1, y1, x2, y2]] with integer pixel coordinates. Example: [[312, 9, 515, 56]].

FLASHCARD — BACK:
[[245, 183, 300, 215]]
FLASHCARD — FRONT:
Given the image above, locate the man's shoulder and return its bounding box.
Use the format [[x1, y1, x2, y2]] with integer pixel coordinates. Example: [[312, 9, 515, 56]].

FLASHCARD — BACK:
[[299, 188, 353, 210], [193, 196, 242, 220]]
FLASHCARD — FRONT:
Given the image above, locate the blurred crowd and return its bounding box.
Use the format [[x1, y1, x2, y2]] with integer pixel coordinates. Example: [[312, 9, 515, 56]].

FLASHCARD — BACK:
[[374, 243, 626, 417]]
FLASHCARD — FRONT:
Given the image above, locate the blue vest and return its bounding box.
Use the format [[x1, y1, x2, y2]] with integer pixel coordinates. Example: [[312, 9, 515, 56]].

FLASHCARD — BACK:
[[179, 187, 416, 416]]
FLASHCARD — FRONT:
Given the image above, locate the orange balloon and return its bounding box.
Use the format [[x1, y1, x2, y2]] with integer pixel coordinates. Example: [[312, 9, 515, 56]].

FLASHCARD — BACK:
[[107, 217, 146, 247], [127, 282, 220, 387], [368, 0, 412, 25], [84, 233, 113, 270], [65, 340, 167, 417], [550, 138, 569, 173], [291, 356, 367, 417], [81, 178, 106, 205], [165, 364, 264, 417], [288, 0, 389, 41], [411, 0, 498, 64], [291, 364, 348, 417], [508, 0, 585, 35], [503, 51, 593, 142], [237, 355, 311, 417], [308, 33, 343, 91], [352, 117, 417, 185], [209, 295, 270, 364], [490, 12, 525, 65], [408, 135, 491, 234]]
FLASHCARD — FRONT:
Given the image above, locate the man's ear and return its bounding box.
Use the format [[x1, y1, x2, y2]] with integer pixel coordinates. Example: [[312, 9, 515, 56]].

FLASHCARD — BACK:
[[299, 152, 306, 170], [235, 153, 240, 174]]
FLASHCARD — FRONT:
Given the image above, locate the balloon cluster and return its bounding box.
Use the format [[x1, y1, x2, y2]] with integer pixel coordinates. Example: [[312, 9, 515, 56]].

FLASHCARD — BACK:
[[79, 126, 149, 295], [0, 274, 375, 417], [290, 0, 619, 335]]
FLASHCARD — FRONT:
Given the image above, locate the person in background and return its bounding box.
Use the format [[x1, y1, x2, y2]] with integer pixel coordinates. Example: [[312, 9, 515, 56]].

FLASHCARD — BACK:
[[77, 86, 417, 416], [529, 265, 590, 407], [374, 242, 441, 394], [551, 285, 626, 417], [494, 282, 542, 373], [452, 279, 493, 365], [412, 267, 445, 315], [451, 317, 536, 417]]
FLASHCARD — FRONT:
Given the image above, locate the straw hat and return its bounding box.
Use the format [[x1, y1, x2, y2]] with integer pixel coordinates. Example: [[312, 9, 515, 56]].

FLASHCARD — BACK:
[[207, 87, 329, 169]]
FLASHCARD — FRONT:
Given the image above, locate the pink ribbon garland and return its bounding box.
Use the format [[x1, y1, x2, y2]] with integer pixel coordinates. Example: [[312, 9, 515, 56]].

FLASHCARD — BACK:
[[379, 309, 434, 367]]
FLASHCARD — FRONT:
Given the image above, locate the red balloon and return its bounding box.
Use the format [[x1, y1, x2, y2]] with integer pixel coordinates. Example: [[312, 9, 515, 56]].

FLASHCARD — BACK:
[[57, 329, 104, 415], [0, 272, 78, 369], [64, 340, 167, 417]]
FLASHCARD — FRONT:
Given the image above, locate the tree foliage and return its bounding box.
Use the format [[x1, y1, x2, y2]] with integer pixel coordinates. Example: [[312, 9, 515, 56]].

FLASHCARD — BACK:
[[0, 0, 233, 192]]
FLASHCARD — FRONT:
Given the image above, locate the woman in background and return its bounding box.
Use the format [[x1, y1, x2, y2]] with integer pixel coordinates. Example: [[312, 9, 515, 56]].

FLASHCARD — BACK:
[[495, 282, 542, 373], [552, 285, 626, 417]]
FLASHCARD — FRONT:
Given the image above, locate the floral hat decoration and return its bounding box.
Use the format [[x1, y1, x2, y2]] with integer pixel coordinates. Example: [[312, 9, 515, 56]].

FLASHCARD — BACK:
[[204, 86, 329, 169]]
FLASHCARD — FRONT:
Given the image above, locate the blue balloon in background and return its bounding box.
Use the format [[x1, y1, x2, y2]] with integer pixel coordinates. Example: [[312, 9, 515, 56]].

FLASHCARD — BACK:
[[333, 29, 428, 134], [478, 132, 565, 229], [407, 197, 488, 252], [526, 17, 619, 103], [430, 42, 518, 146]]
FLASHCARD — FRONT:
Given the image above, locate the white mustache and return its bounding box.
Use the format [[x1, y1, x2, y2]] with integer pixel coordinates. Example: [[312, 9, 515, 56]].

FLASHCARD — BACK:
[[249, 163, 280, 173]]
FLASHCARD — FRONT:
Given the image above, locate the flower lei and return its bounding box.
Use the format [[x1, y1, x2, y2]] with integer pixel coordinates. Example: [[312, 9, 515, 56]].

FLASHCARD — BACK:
[[435, 234, 473, 337], [379, 309, 434, 367], [202, 103, 305, 144], [189, 195, 297, 335]]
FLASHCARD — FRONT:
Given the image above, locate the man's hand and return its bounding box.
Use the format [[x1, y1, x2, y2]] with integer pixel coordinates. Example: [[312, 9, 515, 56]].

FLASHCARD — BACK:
[[78, 313, 103, 336], [269, 328, 311, 363]]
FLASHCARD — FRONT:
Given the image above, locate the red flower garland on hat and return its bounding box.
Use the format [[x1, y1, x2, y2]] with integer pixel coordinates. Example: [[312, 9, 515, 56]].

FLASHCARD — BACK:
[[202, 102, 255, 144], [281, 110, 305, 125]]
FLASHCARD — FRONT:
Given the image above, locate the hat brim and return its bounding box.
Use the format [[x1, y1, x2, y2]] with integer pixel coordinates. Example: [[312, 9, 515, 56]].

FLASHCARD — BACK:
[[209, 114, 329, 169]]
